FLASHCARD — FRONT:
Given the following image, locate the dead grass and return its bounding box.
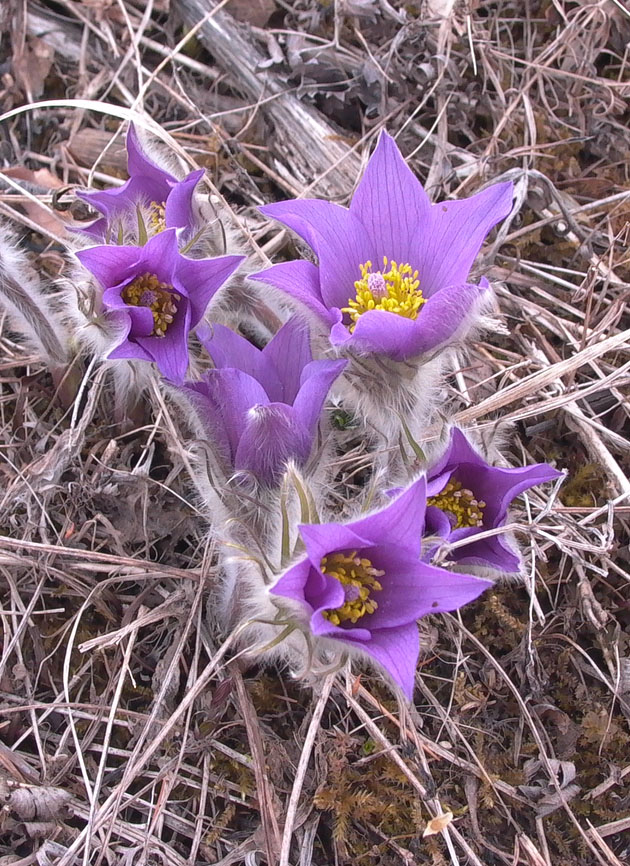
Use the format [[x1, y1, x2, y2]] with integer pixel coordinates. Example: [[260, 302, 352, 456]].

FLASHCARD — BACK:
[[0, 0, 629, 864]]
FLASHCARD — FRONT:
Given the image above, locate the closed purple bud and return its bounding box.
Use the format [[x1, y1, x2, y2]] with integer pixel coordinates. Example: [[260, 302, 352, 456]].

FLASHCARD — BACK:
[[184, 318, 346, 484]]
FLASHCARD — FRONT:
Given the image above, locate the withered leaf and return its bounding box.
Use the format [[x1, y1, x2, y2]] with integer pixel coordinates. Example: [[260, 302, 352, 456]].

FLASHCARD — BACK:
[[422, 810, 453, 836], [536, 783, 581, 817], [6, 783, 73, 822]]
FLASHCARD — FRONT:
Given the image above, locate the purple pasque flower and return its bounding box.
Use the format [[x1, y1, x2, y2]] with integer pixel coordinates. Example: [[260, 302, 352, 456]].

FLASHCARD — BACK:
[[250, 131, 513, 362], [184, 318, 346, 485], [271, 477, 492, 698], [425, 427, 562, 572], [76, 124, 204, 243], [76, 229, 243, 383]]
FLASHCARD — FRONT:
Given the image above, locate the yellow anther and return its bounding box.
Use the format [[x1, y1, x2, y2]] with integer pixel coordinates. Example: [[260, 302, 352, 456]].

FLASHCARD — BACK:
[[121, 273, 180, 337], [148, 200, 167, 233], [321, 550, 384, 625], [342, 257, 426, 329], [428, 479, 486, 529]]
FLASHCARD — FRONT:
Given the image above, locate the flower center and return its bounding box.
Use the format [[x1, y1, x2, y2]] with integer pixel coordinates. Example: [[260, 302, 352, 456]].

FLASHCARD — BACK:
[[428, 479, 486, 529], [321, 550, 384, 626], [342, 257, 426, 330], [121, 273, 180, 337], [148, 200, 167, 233]]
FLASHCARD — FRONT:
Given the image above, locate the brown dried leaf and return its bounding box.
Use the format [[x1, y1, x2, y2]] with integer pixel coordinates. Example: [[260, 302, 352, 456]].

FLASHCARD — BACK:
[[2, 166, 64, 191], [536, 782, 581, 817], [422, 810, 453, 837], [12, 35, 54, 100], [226, 0, 275, 28], [4, 782, 73, 822], [1, 167, 69, 237]]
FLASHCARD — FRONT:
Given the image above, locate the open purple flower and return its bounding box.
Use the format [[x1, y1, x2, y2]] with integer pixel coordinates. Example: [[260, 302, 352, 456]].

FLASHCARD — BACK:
[[271, 478, 492, 697], [183, 318, 346, 484], [76, 229, 243, 383], [250, 132, 513, 362], [425, 428, 562, 572], [76, 124, 204, 243]]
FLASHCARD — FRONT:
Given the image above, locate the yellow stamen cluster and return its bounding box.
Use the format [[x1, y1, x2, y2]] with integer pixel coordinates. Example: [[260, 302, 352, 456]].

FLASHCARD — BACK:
[[342, 257, 426, 329], [148, 200, 167, 233], [321, 550, 384, 626], [428, 479, 486, 529], [121, 273, 180, 337]]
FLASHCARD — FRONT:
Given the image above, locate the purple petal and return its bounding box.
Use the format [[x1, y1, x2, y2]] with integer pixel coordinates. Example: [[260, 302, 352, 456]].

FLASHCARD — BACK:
[[102, 288, 155, 337], [427, 428, 561, 571], [299, 522, 373, 569], [293, 359, 347, 432], [259, 201, 373, 311], [76, 175, 160, 221], [190, 368, 270, 459], [126, 123, 176, 194], [105, 309, 152, 363], [250, 261, 337, 327], [270, 558, 315, 607], [164, 169, 204, 228], [273, 560, 368, 632], [182, 379, 232, 466], [449, 531, 522, 573], [198, 323, 282, 401], [234, 403, 313, 484], [262, 317, 313, 404], [76, 244, 141, 288], [307, 572, 347, 617], [349, 131, 431, 266], [135, 299, 192, 384], [366, 555, 492, 628], [135, 229, 183, 287], [108, 337, 154, 364], [310, 607, 372, 641], [338, 282, 485, 361], [344, 622, 420, 700], [424, 503, 453, 540], [428, 427, 479, 479], [426, 469, 453, 498], [416, 182, 513, 295], [69, 215, 109, 241], [173, 254, 244, 325], [350, 477, 426, 558], [429, 429, 561, 527], [463, 462, 562, 526], [449, 462, 560, 571]]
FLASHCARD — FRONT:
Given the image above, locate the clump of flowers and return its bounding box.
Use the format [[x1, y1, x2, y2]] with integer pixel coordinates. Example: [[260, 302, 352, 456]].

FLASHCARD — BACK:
[[0, 120, 562, 701]]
